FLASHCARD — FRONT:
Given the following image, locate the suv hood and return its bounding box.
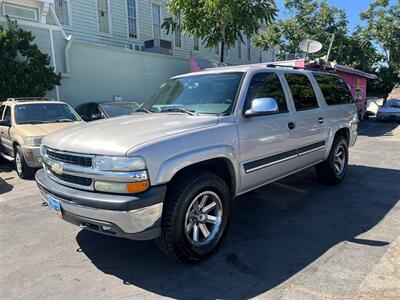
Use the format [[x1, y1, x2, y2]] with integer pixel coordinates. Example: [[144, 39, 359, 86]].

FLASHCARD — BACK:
[[43, 113, 219, 155]]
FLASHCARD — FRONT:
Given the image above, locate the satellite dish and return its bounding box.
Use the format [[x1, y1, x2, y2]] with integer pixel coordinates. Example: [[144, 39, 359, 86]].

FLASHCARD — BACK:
[[299, 39, 323, 54]]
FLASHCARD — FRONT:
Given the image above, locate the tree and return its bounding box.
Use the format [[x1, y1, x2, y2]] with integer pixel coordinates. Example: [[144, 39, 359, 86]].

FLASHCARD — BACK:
[[0, 18, 61, 100], [162, 0, 277, 63], [360, 0, 400, 70], [253, 0, 350, 62]]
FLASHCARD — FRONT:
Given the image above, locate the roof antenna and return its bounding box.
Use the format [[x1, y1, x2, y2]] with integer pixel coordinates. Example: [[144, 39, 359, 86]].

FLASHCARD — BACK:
[[325, 33, 335, 63]]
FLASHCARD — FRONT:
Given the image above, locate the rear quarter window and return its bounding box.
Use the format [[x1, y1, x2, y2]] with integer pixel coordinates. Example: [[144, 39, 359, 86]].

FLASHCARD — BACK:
[[313, 73, 354, 105]]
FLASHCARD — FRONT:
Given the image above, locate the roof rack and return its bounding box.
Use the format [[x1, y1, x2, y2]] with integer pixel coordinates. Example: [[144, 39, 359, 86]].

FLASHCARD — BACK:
[[6, 97, 56, 102], [266, 63, 304, 69]]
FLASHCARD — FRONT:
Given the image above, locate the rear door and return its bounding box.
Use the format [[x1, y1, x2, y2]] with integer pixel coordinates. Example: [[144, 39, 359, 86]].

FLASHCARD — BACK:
[[236, 71, 298, 192], [283, 72, 328, 167]]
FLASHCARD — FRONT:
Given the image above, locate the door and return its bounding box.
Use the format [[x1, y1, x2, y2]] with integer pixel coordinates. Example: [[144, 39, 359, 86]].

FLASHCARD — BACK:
[[0, 106, 13, 155], [283, 72, 328, 167], [237, 71, 298, 192]]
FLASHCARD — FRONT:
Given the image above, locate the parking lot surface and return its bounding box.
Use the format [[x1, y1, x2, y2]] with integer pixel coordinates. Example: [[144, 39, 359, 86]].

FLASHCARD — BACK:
[[1, 121, 399, 299]]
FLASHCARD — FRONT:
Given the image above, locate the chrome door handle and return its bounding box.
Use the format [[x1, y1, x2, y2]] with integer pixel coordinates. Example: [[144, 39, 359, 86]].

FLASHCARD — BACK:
[[318, 117, 324, 124]]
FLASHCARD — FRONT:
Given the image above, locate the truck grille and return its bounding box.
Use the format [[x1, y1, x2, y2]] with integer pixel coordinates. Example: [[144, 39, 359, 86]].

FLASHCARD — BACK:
[[47, 148, 93, 167], [50, 171, 92, 187]]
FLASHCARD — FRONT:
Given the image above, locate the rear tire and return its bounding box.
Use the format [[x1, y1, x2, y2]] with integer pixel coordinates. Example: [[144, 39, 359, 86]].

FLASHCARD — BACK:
[[315, 137, 348, 185], [15, 146, 35, 179], [156, 170, 231, 263]]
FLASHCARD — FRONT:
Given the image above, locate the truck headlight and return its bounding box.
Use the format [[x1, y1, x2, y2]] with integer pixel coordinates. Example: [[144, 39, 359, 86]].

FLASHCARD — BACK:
[[93, 156, 146, 171], [26, 137, 43, 147]]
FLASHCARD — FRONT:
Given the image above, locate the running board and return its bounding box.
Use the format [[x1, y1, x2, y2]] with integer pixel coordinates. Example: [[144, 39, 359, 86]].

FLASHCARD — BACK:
[[0, 152, 14, 161]]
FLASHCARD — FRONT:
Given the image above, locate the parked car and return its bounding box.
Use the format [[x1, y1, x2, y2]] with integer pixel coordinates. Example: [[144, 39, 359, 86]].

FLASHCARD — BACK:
[[36, 66, 358, 263], [0, 98, 83, 178], [376, 99, 400, 122], [366, 97, 384, 117], [75, 101, 140, 121]]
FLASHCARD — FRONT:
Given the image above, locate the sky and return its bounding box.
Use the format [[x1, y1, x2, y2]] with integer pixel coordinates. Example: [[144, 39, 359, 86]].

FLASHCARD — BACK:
[[274, 0, 397, 32]]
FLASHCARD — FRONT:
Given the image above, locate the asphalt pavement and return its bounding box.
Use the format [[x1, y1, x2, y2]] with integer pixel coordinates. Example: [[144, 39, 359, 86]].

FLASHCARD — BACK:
[[1, 121, 399, 299]]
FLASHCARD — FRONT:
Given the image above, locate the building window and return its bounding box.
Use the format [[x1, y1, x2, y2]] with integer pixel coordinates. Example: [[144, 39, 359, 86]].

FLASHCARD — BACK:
[[54, 0, 70, 26], [193, 37, 199, 51], [237, 39, 242, 59], [152, 3, 161, 39], [2, 3, 38, 22], [127, 0, 137, 38], [247, 36, 251, 61], [97, 0, 110, 34], [174, 13, 181, 47]]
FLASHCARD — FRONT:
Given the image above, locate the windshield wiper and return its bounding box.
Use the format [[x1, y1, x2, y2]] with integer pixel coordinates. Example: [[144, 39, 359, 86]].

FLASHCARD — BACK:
[[18, 121, 45, 125], [135, 108, 153, 114], [53, 119, 75, 123], [159, 107, 198, 116]]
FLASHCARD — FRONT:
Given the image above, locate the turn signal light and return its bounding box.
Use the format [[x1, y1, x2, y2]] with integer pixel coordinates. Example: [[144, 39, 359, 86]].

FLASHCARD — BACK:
[[126, 181, 150, 193]]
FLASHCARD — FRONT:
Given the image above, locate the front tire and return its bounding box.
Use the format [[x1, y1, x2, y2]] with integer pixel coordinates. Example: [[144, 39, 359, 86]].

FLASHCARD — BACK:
[[156, 170, 231, 263], [15, 146, 35, 179], [315, 137, 348, 185]]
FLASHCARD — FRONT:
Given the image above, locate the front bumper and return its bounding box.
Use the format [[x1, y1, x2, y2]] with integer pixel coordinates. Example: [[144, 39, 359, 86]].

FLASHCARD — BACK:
[[36, 169, 166, 240], [21, 146, 42, 168]]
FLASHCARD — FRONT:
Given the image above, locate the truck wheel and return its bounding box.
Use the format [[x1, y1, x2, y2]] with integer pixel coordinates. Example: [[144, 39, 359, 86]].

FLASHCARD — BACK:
[[15, 146, 34, 179], [315, 137, 348, 185], [156, 171, 231, 263]]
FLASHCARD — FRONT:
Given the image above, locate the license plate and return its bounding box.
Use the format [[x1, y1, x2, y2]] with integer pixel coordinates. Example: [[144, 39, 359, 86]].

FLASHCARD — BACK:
[[47, 195, 62, 218]]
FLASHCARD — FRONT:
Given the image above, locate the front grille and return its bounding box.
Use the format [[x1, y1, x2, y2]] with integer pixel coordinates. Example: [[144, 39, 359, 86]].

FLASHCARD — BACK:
[[50, 171, 92, 187], [47, 149, 92, 167]]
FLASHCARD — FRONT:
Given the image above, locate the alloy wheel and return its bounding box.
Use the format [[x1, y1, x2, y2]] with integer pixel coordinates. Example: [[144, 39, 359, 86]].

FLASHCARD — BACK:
[[184, 191, 223, 246]]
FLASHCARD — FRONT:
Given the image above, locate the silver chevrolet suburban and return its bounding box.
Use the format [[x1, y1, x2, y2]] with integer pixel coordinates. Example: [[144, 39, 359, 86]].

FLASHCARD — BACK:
[[36, 65, 358, 263]]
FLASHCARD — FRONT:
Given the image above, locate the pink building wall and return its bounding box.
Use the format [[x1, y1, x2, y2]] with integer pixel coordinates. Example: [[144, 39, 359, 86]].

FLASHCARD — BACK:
[[336, 71, 368, 112]]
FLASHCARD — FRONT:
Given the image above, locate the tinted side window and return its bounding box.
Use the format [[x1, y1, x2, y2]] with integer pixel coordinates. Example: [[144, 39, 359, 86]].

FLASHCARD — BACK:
[[245, 72, 288, 113], [3, 106, 11, 121], [285, 73, 319, 111], [313, 73, 354, 105], [0, 105, 5, 119]]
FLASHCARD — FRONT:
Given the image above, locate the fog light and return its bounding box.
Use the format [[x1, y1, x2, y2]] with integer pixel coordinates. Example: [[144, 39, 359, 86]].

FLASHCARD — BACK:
[[95, 181, 149, 194], [36, 156, 43, 163]]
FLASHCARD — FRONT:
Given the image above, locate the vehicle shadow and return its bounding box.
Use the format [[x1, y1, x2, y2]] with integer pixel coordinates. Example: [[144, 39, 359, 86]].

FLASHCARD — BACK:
[[359, 120, 399, 137], [76, 165, 399, 299]]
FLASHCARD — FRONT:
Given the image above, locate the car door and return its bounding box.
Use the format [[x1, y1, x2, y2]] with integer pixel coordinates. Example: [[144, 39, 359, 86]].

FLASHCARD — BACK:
[[0, 106, 13, 155], [283, 72, 328, 167], [236, 71, 299, 192]]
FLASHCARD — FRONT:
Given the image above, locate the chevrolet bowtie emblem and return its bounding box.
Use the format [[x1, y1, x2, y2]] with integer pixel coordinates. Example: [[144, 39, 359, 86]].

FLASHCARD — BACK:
[[51, 164, 63, 175]]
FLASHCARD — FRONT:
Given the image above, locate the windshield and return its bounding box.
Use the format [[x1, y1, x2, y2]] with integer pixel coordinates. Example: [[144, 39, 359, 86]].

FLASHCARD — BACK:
[[384, 100, 400, 108], [100, 102, 140, 117], [141, 72, 244, 115], [15, 103, 80, 125]]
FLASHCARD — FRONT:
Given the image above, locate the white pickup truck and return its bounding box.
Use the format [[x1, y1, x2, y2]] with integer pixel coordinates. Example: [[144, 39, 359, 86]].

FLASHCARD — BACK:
[[36, 65, 358, 262]]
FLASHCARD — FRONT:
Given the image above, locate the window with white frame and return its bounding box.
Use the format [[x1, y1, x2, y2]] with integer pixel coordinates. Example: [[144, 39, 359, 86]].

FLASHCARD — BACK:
[[152, 3, 161, 39], [247, 36, 251, 61], [97, 0, 110, 34], [54, 0, 70, 26], [193, 37, 199, 51], [2, 3, 38, 22], [127, 0, 137, 38], [174, 13, 182, 47], [237, 38, 242, 59]]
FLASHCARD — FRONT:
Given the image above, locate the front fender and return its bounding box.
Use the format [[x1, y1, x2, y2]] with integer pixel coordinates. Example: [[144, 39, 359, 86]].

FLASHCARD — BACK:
[[155, 145, 240, 193]]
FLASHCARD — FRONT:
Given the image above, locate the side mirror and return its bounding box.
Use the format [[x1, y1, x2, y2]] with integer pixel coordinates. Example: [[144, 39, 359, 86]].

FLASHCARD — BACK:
[[0, 119, 11, 127], [245, 98, 279, 117]]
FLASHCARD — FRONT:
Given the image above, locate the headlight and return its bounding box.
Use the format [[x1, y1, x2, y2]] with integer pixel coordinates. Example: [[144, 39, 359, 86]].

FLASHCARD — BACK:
[[93, 156, 146, 171], [26, 137, 43, 147]]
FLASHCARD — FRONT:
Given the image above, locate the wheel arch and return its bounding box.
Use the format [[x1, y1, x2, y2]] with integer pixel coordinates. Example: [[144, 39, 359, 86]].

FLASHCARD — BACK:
[[155, 146, 239, 196]]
